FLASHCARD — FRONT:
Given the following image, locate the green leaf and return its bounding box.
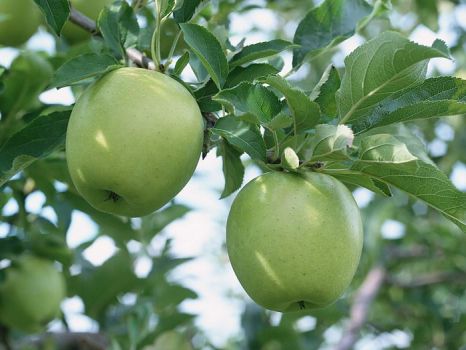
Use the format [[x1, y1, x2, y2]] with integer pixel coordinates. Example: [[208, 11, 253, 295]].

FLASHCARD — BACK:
[[69, 251, 139, 318], [351, 77, 466, 133], [226, 64, 279, 89], [195, 64, 279, 113], [352, 134, 466, 232], [262, 75, 321, 133], [358, 124, 434, 165], [330, 172, 392, 197], [173, 51, 190, 76], [265, 113, 293, 131], [0, 237, 24, 259], [292, 0, 373, 67], [302, 124, 354, 161], [51, 53, 122, 88], [180, 23, 228, 89], [173, 0, 205, 23], [338, 31, 450, 124], [218, 141, 245, 198], [33, 0, 69, 35], [0, 53, 53, 116], [311, 65, 341, 122], [157, 0, 176, 19], [0, 110, 71, 188], [141, 204, 191, 240], [211, 116, 266, 162], [98, 2, 139, 59], [229, 40, 295, 68], [213, 82, 281, 124], [60, 191, 134, 247]]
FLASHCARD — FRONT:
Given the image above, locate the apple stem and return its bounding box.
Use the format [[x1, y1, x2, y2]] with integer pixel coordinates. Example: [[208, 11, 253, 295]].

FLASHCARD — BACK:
[[298, 301, 306, 310]]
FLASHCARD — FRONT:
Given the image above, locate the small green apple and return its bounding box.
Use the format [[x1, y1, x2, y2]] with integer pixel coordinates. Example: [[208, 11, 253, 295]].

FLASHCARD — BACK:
[[0, 0, 42, 47], [66, 67, 204, 217], [0, 255, 66, 332], [61, 0, 113, 44], [144, 331, 193, 350], [226, 171, 363, 312]]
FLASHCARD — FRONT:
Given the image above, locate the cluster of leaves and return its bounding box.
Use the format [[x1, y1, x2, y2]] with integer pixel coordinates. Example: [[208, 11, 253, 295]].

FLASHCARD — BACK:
[[25, 0, 465, 233], [0, 0, 465, 348]]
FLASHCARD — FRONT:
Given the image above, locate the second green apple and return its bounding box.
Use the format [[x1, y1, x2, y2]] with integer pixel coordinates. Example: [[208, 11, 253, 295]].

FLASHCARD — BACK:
[[227, 171, 364, 312]]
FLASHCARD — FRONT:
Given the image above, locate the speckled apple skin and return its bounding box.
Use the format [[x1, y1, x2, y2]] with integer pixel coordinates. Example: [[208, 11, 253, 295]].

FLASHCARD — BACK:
[[227, 171, 363, 312], [66, 67, 204, 217]]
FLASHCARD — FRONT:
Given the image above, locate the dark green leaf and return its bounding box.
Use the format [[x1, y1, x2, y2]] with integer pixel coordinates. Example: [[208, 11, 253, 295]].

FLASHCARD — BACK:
[[218, 141, 245, 198], [0, 110, 71, 188], [230, 40, 295, 68], [351, 77, 466, 133], [292, 0, 373, 67], [311, 65, 341, 121], [180, 24, 228, 89], [33, 0, 69, 35], [69, 251, 139, 318], [302, 124, 354, 161], [0, 53, 53, 116], [214, 82, 281, 124], [157, 0, 176, 19], [352, 134, 466, 231], [265, 113, 293, 131], [51, 53, 122, 88], [173, 51, 190, 76], [211, 116, 266, 162], [173, 0, 204, 23], [338, 32, 450, 124], [98, 2, 139, 59], [262, 75, 320, 133], [331, 172, 392, 197]]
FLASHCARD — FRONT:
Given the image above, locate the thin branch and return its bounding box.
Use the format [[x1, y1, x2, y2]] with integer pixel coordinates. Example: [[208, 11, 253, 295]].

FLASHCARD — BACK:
[[68, 7, 156, 70], [387, 271, 466, 288], [21, 332, 108, 350], [334, 265, 387, 350]]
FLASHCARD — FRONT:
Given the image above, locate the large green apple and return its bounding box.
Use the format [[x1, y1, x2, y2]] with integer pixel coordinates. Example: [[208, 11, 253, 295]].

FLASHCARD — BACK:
[[226, 171, 363, 312], [61, 0, 112, 44], [66, 67, 204, 217], [0, 255, 66, 332], [0, 0, 42, 47]]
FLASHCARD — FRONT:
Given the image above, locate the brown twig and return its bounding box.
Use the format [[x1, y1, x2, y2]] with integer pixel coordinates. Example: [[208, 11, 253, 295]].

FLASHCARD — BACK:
[[20, 332, 108, 350], [334, 265, 387, 350], [68, 7, 156, 70], [387, 271, 466, 288]]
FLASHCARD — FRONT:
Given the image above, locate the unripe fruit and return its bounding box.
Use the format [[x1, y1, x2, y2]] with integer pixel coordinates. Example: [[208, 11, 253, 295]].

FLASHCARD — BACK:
[[0, 0, 42, 47], [0, 255, 66, 332], [227, 171, 363, 312], [66, 67, 204, 217]]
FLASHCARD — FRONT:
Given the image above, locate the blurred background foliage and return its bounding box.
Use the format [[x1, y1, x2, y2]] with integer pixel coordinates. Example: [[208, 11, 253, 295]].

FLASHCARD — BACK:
[[0, 0, 465, 349]]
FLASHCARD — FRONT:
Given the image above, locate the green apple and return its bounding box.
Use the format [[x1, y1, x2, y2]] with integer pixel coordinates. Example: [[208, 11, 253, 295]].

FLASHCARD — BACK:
[[66, 67, 204, 217], [226, 171, 363, 312], [61, 0, 113, 44], [0, 0, 42, 47], [144, 331, 193, 350], [0, 255, 66, 332]]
